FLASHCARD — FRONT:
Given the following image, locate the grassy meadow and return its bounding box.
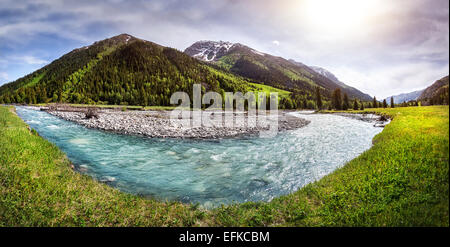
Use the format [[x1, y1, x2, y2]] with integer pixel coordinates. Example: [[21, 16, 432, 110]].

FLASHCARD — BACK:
[[0, 105, 448, 226]]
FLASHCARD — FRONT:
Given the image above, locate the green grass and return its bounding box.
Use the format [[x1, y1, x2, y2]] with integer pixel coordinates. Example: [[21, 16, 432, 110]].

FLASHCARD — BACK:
[[0, 105, 448, 226], [0, 106, 203, 226], [206, 65, 291, 98], [206, 106, 449, 226], [247, 82, 291, 98]]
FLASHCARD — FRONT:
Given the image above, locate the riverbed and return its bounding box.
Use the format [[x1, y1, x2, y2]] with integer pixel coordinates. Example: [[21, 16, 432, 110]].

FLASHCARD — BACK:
[[16, 106, 383, 208]]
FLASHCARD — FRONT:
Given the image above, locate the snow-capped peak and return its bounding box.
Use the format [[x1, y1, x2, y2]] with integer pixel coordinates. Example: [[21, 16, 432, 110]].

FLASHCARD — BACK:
[[184, 40, 235, 61], [310, 66, 340, 83]]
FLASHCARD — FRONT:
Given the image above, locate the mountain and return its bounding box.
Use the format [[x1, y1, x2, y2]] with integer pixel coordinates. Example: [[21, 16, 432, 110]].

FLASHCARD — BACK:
[[0, 34, 270, 106], [418, 75, 449, 105], [309, 65, 372, 100], [309, 66, 342, 86], [384, 89, 424, 104], [185, 40, 234, 61], [185, 41, 372, 101]]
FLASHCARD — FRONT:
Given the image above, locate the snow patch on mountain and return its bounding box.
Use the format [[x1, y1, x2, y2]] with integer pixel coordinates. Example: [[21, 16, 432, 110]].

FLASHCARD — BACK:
[[251, 49, 265, 56], [184, 41, 234, 61], [310, 66, 340, 83], [307, 64, 372, 100]]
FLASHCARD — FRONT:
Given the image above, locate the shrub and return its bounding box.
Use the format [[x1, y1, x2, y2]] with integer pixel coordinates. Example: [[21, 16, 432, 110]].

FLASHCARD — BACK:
[[85, 107, 99, 119]]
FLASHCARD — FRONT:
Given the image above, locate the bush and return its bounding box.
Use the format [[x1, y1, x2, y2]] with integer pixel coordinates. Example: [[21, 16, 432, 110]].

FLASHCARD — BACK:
[[85, 107, 99, 119]]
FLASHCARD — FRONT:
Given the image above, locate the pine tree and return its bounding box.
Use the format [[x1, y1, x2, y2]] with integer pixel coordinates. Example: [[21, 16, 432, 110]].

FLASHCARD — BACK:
[[373, 96, 377, 108], [285, 98, 293, 109], [360, 101, 365, 110], [353, 99, 358, 110], [382, 99, 387, 108], [390, 97, 395, 108], [331, 88, 342, 110], [315, 87, 322, 110], [342, 93, 349, 110]]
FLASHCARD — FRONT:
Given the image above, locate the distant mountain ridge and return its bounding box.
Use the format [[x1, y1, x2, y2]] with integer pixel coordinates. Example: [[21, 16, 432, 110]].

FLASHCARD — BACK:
[[308, 65, 372, 100], [384, 89, 424, 104], [309, 66, 342, 86], [185, 40, 372, 101]]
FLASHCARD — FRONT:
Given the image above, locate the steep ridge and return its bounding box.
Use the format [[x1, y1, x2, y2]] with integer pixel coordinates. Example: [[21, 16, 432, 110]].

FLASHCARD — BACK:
[[309, 65, 372, 100], [418, 75, 449, 105], [185, 41, 372, 101], [0, 34, 264, 105]]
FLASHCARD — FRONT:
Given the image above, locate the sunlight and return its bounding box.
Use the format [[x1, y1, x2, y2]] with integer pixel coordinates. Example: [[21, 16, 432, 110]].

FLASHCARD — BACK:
[[302, 0, 381, 35]]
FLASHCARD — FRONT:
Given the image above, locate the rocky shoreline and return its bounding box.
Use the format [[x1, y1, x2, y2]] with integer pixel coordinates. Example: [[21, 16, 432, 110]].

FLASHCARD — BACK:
[[40, 107, 310, 139], [333, 112, 391, 127]]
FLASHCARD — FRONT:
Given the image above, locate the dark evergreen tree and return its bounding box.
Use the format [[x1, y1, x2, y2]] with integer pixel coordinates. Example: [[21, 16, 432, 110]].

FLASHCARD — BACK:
[[373, 96, 378, 108], [382, 99, 387, 108], [353, 99, 358, 110], [342, 93, 349, 110], [390, 97, 394, 108], [331, 88, 342, 110], [315, 86, 323, 110]]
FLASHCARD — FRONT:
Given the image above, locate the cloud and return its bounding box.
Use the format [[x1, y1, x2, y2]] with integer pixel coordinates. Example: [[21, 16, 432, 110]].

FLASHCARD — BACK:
[[0, 0, 448, 98], [19, 56, 48, 65], [0, 72, 8, 81], [1, 55, 48, 65], [330, 61, 449, 99]]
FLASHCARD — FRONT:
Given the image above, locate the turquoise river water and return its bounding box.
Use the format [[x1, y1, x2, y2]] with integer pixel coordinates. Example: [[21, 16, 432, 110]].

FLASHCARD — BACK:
[[16, 107, 382, 208]]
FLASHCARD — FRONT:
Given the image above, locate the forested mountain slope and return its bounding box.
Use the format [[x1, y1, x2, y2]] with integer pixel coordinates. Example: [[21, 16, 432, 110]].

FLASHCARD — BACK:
[[418, 75, 449, 105], [0, 34, 275, 106], [185, 41, 372, 101]]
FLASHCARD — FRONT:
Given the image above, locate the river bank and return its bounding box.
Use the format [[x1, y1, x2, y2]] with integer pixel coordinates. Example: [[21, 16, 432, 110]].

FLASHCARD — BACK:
[[1, 105, 448, 226], [15, 106, 383, 207]]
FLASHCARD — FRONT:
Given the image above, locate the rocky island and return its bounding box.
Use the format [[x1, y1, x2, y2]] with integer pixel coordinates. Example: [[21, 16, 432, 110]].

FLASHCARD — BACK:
[[39, 106, 310, 139]]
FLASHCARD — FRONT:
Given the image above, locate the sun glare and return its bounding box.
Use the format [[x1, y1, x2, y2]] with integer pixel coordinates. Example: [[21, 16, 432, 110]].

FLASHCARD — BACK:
[[302, 0, 381, 35]]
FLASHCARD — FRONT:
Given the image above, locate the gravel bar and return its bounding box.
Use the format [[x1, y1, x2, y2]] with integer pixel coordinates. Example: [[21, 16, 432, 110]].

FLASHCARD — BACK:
[[42, 108, 310, 139]]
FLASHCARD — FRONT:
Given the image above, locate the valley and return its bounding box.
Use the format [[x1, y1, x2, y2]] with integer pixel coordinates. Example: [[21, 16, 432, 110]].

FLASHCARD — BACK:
[[0, 34, 374, 110], [1, 105, 448, 226]]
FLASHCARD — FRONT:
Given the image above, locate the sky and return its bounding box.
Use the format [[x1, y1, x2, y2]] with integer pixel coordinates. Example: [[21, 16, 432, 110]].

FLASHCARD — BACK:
[[0, 0, 448, 99]]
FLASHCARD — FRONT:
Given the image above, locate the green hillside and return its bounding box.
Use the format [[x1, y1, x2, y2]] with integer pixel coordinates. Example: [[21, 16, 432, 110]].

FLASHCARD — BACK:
[[418, 75, 449, 105], [185, 41, 373, 101], [0, 34, 291, 107]]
